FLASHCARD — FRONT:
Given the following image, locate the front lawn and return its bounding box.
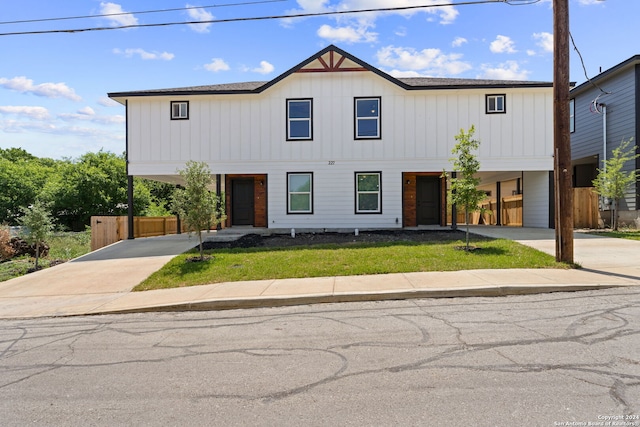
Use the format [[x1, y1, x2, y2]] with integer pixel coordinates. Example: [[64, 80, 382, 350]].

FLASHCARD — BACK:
[[135, 237, 566, 291]]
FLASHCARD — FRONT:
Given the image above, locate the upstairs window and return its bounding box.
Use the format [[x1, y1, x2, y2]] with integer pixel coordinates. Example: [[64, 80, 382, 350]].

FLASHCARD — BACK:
[[287, 99, 313, 140], [171, 101, 189, 120], [287, 172, 313, 213], [355, 97, 381, 139], [569, 98, 575, 133], [486, 94, 506, 114], [355, 172, 381, 214]]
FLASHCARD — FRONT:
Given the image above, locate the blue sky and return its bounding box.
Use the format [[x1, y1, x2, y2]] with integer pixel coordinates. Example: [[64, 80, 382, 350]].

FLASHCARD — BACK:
[[0, 0, 635, 159]]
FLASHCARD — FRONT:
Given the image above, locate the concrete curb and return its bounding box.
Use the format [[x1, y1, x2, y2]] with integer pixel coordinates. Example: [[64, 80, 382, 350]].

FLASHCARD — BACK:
[[86, 284, 624, 316]]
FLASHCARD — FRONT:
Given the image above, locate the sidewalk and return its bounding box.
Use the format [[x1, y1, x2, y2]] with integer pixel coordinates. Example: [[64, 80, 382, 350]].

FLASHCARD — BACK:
[[0, 228, 638, 319]]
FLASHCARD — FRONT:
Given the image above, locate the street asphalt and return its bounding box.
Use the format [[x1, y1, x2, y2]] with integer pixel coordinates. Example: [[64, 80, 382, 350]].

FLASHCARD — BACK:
[[0, 226, 638, 319]]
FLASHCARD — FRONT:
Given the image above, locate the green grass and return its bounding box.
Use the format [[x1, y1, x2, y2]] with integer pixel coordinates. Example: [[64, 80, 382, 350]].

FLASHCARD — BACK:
[[587, 229, 640, 241], [0, 231, 91, 282], [135, 237, 566, 291]]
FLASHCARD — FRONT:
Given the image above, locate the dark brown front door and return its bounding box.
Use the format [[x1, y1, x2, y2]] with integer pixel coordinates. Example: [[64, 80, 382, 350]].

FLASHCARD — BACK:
[[232, 179, 254, 226], [416, 176, 440, 225]]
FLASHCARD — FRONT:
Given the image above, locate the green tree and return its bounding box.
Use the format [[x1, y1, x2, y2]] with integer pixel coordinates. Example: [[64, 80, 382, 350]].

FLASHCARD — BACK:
[[592, 138, 639, 230], [142, 179, 176, 216], [444, 126, 487, 250], [43, 151, 151, 230], [18, 200, 54, 270], [0, 151, 55, 225], [172, 161, 225, 261]]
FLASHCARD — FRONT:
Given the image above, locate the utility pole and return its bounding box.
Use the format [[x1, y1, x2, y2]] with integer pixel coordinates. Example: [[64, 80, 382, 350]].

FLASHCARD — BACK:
[[553, 0, 574, 263]]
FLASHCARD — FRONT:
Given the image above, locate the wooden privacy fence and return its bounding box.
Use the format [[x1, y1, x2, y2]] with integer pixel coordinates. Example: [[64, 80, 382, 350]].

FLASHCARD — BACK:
[[448, 195, 524, 226], [90, 216, 186, 251], [447, 188, 599, 228], [573, 187, 599, 229]]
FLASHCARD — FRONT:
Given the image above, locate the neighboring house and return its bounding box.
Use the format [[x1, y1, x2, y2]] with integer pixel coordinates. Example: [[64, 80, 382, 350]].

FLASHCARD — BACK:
[[108, 45, 555, 231], [570, 55, 640, 227]]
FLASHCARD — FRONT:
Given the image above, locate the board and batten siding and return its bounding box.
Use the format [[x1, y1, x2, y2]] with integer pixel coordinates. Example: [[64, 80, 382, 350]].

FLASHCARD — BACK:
[[126, 71, 553, 177], [571, 67, 637, 211], [522, 171, 551, 228]]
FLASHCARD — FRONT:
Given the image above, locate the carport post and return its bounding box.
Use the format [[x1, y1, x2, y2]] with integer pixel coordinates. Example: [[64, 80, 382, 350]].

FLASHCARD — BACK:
[[451, 172, 457, 230], [127, 175, 134, 240], [125, 99, 135, 240]]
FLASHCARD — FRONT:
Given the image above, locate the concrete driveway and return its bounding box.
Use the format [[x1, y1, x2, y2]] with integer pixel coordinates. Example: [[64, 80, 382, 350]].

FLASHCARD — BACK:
[[468, 226, 640, 277]]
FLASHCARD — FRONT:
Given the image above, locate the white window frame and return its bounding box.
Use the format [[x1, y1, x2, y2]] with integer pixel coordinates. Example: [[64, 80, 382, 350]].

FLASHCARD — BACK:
[[355, 97, 381, 139], [287, 172, 313, 214], [486, 94, 506, 114], [287, 99, 313, 140], [171, 101, 189, 120], [355, 172, 382, 214]]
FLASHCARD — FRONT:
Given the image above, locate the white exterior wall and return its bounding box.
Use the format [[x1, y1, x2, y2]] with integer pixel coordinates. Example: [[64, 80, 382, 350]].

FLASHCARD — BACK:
[[522, 171, 551, 228], [127, 72, 553, 176], [124, 70, 554, 229]]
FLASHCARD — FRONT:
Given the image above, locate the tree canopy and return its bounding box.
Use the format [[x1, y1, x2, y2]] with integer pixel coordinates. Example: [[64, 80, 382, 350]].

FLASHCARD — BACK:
[[0, 148, 171, 230]]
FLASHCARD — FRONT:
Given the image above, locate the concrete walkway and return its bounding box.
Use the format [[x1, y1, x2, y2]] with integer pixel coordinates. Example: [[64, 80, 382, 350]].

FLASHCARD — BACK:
[[0, 227, 638, 319]]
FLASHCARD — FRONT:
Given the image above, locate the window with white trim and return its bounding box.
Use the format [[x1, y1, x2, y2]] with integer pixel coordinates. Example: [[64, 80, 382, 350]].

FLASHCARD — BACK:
[[171, 101, 189, 120], [355, 97, 381, 139], [569, 98, 575, 133], [486, 94, 506, 114], [287, 99, 312, 140], [355, 172, 381, 213], [287, 172, 313, 213]]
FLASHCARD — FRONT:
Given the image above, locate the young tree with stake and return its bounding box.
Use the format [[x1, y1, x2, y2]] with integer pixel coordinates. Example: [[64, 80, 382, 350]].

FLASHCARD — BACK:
[[445, 126, 487, 251], [592, 138, 639, 230], [172, 161, 225, 261]]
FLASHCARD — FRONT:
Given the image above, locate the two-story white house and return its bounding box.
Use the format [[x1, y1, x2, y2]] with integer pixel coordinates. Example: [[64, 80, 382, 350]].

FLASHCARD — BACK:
[[108, 45, 555, 231]]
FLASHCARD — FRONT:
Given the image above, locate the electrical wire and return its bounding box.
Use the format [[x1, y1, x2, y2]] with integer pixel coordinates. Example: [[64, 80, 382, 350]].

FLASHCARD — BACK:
[[569, 31, 611, 115], [0, 0, 286, 26], [0, 0, 506, 37]]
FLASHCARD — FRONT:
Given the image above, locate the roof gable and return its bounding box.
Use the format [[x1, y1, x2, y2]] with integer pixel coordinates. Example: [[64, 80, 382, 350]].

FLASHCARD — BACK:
[[108, 45, 552, 102]]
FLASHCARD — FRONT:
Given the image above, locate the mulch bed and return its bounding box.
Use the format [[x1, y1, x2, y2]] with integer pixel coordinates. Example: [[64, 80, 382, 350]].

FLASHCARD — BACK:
[[202, 229, 489, 250]]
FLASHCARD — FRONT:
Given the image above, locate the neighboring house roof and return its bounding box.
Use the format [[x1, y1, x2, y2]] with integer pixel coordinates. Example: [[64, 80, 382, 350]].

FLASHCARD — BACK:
[[570, 54, 640, 97], [108, 45, 552, 102]]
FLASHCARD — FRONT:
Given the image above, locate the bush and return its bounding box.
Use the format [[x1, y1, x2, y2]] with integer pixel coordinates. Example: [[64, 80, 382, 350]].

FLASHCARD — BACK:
[[0, 226, 15, 260]]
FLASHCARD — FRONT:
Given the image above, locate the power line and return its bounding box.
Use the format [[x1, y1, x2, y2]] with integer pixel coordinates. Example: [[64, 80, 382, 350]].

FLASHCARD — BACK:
[[0, 0, 506, 37], [0, 0, 286, 26]]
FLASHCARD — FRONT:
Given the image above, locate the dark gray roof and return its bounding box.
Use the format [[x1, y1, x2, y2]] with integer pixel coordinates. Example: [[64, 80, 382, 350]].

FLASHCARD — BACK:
[[570, 54, 640, 96], [398, 77, 551, 89], [108, 45, 552, 100]]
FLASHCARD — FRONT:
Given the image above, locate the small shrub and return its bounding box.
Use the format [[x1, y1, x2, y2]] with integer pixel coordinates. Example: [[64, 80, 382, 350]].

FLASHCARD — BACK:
[[0, 226, 15, 260]]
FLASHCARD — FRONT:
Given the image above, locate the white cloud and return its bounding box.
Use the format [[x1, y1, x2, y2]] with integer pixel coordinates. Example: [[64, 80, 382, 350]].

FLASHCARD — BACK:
[[317, 23, 377, 43], [452, 37, 467, 47], [577, 0, 604, 4], [478, 61, 530, 80], [58, 111, 125, 125], [0, 106, 51, 120], [78, 106, 96, 116], [204, 58, 230, 72], [376, 45, 472, 77], [186, 4, 214, 33], [533, 32, 553, 53], [98, 97, 120, 107], [252, 61, 275, 75], [490, 35, 517, 54], [0, 76, 81, 101], [113, 48, 174, 60], [99, 2, 137, 26], [285, 0, 459, 33]]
